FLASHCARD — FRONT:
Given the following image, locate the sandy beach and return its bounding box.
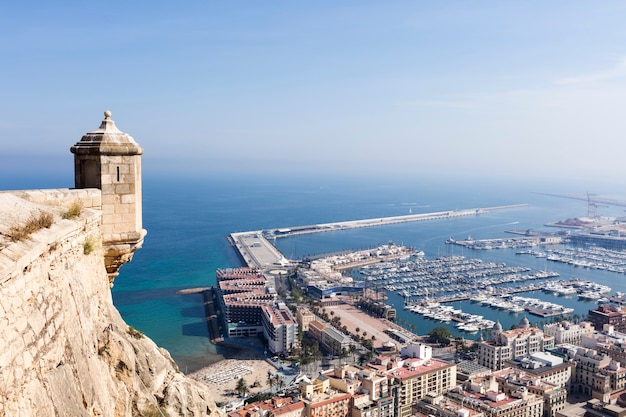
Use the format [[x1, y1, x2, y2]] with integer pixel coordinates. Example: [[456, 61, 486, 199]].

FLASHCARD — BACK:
[[187, 349, 279, 404]]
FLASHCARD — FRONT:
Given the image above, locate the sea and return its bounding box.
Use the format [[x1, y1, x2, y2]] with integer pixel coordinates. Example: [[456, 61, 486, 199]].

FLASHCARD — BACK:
[[5, 171, 626, 373]]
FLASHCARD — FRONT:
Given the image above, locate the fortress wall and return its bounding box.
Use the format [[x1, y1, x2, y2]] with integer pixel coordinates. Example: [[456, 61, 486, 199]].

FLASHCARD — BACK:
[[0, 191, 220, 416], [9, 188, 102, 210], [0, 195, 110, 415]]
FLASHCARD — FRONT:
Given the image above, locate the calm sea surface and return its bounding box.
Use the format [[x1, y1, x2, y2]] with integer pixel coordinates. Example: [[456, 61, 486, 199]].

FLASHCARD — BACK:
[[112, 174, 626, 372], [4, 172, 626, 372]]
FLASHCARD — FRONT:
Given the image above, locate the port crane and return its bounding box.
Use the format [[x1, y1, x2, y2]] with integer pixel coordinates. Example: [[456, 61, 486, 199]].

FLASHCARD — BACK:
[[587, 193, 609, 218], [536, 192, 625, 218]]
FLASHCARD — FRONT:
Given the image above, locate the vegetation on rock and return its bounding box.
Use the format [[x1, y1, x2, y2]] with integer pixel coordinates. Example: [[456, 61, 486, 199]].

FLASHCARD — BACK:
[[9, 211, 54, 242], [62, 200, 83, 219]]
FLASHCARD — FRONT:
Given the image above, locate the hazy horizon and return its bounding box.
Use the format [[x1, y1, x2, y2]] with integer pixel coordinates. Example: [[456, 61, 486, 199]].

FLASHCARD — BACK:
[[2, 2, 626, 184]]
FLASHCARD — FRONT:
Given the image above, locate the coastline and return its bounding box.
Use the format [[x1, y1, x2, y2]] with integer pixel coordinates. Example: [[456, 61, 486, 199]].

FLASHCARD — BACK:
[[187, 346, 279, 404]]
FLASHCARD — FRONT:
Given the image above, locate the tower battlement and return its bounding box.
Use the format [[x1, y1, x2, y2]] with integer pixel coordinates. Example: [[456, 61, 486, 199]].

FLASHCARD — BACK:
[[71, 111, 146, 284]]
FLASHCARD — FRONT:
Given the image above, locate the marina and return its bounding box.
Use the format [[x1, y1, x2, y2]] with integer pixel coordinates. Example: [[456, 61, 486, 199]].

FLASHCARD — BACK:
[[445, 234, 564, 250], [404, 301, 495, 333], [357, 253, 559, 299], [229, 196, 626, 341], [447, 235, 626, 273], [525, 246, 626, 273]]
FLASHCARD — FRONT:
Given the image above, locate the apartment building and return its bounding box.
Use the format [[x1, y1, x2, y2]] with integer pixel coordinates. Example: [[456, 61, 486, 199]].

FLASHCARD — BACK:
[[477, 320, 554, 370], [261, 302, 297, 355], [364, 346, 456, 417], [543, 321, 593, 345]]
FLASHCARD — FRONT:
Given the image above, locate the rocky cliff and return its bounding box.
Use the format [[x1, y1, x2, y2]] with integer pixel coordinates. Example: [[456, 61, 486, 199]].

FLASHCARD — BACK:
[[0, 190, 221, 417]]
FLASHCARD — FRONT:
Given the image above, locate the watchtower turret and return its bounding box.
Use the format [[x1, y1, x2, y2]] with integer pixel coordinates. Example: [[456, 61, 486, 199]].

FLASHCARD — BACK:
[[71, 111, 146, 284]]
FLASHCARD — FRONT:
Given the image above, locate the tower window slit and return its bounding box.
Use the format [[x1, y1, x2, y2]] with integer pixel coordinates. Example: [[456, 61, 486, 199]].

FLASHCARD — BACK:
[[117, 166, 120, 182]]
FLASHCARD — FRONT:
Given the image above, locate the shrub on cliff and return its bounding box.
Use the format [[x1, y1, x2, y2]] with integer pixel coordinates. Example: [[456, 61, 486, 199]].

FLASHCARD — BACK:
[[83, 236, 95, 255], [128, 326, 144, 339], [62, 200, 83, 219], [9, 211, 54, 242]]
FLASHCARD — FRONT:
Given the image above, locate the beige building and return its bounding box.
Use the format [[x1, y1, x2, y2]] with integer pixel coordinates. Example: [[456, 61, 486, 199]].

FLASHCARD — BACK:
[[507, 352, 574, 390], [321, 365, 392, 417], [307, 393, 352, 417], [414, 392, 485, 417], [351, 394, 393, 417], [307, 319, 354, 355], [297, 307, 316, 332], [299, 375, 352, 417], [543, 321, 593, 345], [453, 375, 544, 417], [478, 319, 554, 370], [324, 366, 363, 395], [365, 346, 456, 417], [573, 347, 611, 397], [492, 368, 567, 417], [581, 325, 626, 365], [228, 397, 306, 417], [573, 347, 626, 402]]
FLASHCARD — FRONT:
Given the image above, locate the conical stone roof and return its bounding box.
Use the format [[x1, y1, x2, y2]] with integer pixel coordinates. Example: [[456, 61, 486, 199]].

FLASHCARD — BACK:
[[71, 111, 143, 156]]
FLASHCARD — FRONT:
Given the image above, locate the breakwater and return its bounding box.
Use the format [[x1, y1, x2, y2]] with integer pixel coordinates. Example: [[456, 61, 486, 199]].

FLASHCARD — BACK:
[[231, 204, 528, 272], [202, 288, 223, 343], [264, 204, 529, 239]]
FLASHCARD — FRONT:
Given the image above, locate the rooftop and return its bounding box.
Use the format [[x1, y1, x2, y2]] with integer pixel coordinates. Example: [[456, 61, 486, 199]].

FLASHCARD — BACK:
[[386, 357, 454, 381]]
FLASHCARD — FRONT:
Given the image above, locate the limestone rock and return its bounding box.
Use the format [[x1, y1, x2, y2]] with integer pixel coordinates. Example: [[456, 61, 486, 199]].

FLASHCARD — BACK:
[[0, 191, 222, 417]]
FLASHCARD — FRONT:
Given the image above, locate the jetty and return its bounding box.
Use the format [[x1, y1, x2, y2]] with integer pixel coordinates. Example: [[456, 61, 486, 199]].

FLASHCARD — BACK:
[[230, 204, 528, 271], [176, 287, 211, 295], [264, 204, 528, 239]]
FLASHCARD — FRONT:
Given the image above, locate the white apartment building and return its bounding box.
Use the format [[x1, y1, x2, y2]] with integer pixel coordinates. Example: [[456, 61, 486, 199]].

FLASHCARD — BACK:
[[261, 302, 297, 355]]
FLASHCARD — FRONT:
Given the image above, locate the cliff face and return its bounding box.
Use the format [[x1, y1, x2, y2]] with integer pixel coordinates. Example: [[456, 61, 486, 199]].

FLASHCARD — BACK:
[[0, 191, 221, 417]]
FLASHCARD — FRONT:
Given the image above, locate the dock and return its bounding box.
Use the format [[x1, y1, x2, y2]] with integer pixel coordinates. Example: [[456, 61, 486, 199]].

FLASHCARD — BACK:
[[418, 283, 548, 304]]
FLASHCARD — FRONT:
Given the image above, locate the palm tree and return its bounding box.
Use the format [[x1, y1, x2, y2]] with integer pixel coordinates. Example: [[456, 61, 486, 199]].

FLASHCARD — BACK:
[[236, 378, 249, 397], [341, 347, 348, 358], [267, 370, 273, 389], [273, 374, 282, 392]]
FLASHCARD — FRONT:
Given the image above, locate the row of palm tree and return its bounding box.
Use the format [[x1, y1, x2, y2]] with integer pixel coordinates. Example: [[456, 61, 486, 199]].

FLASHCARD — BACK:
[[266, 371, 284, 393]]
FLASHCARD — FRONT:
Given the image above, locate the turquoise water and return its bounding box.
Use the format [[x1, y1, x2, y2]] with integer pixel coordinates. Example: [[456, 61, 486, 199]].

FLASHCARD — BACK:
[[4, 172, 626, 372]]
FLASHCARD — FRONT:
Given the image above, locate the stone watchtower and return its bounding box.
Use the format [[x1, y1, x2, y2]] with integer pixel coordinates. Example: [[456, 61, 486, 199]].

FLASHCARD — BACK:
[[71, 111, 146, 284]]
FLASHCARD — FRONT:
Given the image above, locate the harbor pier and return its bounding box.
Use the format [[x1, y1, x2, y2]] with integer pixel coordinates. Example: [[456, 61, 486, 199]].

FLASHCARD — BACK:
[[231, 204, 528, 272]]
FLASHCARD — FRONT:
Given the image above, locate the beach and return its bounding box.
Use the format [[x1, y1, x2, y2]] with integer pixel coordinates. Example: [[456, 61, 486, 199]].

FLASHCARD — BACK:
[[187, 348, 279, 404]]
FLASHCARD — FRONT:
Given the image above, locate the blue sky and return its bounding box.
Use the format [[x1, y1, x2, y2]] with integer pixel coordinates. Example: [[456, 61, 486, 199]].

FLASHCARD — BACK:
[[2, 1, 626, 184]]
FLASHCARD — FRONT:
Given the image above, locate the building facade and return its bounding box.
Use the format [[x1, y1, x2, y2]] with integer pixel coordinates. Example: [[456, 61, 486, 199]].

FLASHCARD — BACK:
[[216, 268, 276, 338], [478, 320, 554, 371], [588, 305, 626, 334], [543, 321, 593, 345], [367, 348, 456, 417], [261, 302, 297, 355]]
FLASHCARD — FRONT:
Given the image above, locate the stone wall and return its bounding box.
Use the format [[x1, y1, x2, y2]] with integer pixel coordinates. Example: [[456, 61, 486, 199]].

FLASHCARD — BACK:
[[10, 188, 102, 210], [0, 191, 221, 417]]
